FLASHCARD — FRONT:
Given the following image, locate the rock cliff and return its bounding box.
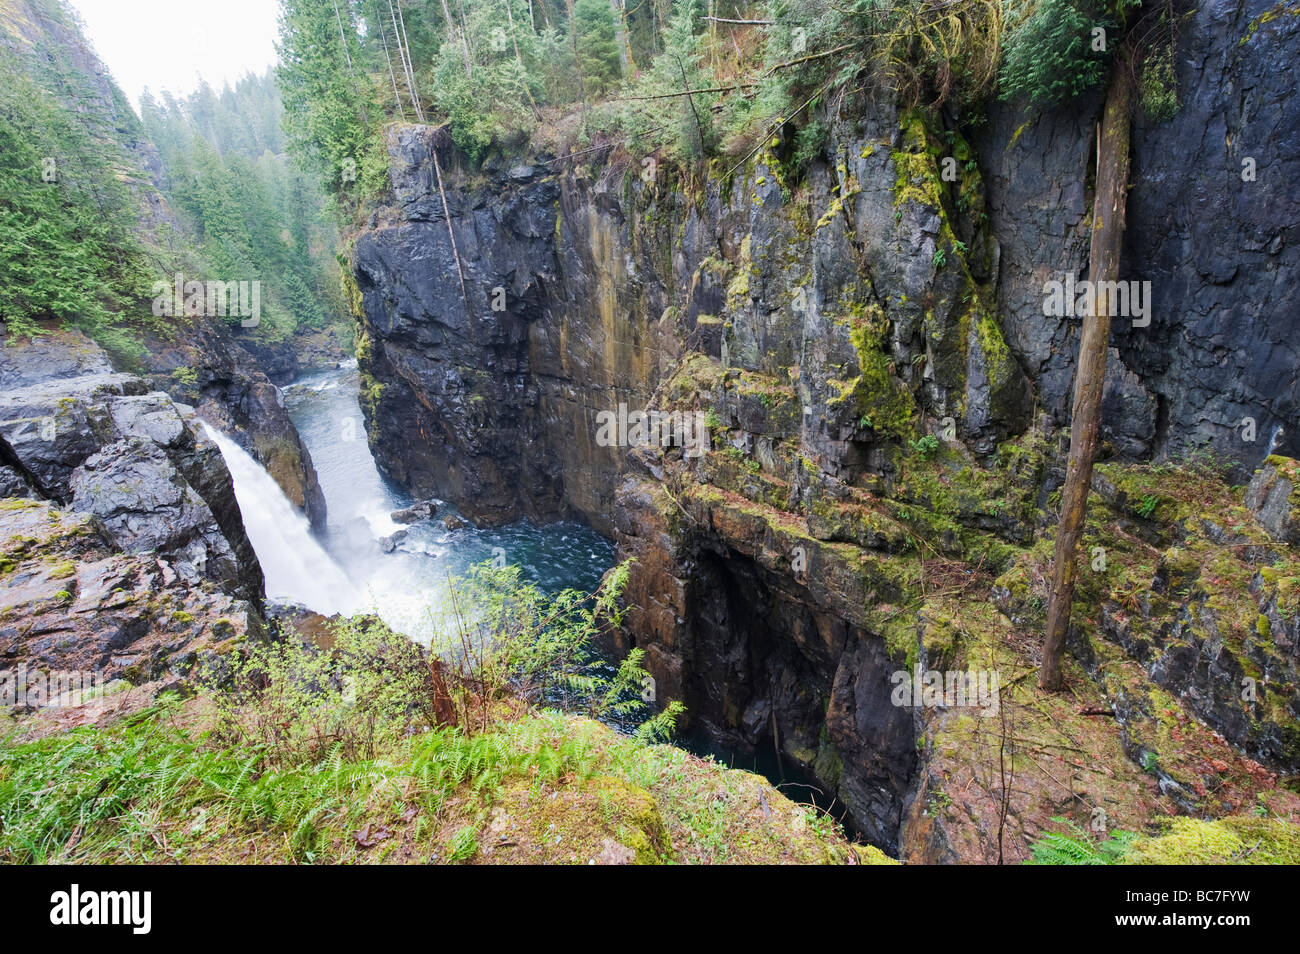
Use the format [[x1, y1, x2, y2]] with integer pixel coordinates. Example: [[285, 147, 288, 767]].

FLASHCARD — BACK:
[[350, 0, 1300, 859], [0, 330, 265, 707]]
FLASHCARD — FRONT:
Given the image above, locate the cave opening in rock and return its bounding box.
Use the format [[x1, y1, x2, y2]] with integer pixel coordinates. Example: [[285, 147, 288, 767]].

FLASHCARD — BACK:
[[672, 546, 919, 854]]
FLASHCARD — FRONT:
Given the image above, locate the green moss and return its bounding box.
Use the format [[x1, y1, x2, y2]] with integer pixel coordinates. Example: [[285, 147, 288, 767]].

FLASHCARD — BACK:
[[0, 499, 41, 512], [836, 303, 917, 441], [890, 112, 944, 211], [975, 307, 1016, 398], [726, 235, 753, 311], [1124, 817, 1300, 865]]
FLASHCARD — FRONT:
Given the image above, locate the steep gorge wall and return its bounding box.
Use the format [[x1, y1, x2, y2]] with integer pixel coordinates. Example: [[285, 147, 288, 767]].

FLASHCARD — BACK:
[[352, 0, 1300, 856], [0, 0, 329, 531]]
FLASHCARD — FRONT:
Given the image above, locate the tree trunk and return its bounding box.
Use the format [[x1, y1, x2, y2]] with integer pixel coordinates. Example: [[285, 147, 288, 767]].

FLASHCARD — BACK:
[[430, 137, 468, 304], [1040, 56, 1134, 691], [611, 0, 634, 72], [439, 0, 472, 78], [389, 0, 424, 121], [332, 0, 369, 124], [503, 0, 538, 109], [567, 0, 588, 105], [374, 1, 406, 119]]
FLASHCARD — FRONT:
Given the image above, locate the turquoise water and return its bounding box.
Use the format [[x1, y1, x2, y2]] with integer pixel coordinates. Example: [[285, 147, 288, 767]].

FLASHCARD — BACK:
[[282, 361, 615, 634]]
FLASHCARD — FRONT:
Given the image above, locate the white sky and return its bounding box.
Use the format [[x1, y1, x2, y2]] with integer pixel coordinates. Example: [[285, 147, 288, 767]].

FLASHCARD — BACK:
[[66, 0, 282, 110]]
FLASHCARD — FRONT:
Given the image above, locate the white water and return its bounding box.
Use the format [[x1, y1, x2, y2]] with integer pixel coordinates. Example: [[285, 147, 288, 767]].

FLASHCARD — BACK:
[[199, 365, 614, 637], [202, 422, 362, 617]]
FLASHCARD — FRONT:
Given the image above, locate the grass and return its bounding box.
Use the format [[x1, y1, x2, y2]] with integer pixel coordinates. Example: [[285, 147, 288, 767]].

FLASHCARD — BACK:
[[0, 698, 862, 865]]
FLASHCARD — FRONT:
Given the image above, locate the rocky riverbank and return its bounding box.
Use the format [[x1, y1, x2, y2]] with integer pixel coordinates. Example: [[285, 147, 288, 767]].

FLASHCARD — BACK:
[[0, 328, 266, 713]]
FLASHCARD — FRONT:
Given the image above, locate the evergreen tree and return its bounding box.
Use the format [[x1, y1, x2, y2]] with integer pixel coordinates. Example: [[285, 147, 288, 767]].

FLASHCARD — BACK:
[[573, 0, 622, 95]]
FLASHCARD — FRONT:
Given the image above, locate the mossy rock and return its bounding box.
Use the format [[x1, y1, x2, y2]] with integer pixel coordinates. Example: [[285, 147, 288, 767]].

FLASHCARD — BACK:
[[488, 775, 673, 865], [1123, 816, 1300, 864], [851, 843, 900, 865]]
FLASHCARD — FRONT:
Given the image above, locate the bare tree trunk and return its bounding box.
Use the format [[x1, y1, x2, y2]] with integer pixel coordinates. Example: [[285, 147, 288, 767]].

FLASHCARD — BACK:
[[611, 0, 634, 72], [332, 0, 355, 71], [375, 1, 407, 119], [332, 0, 369, 124], [503, 0, 538, 108], [457, 0, 476, 71], [1040, 56, 1134, 691], [387, 0, 421, 120], [430, 137, 468, 304], [394, 0, 426, 119], [439, 0, 473, 78], [567, 0, 587, 105], [708, 0, 716, 74]]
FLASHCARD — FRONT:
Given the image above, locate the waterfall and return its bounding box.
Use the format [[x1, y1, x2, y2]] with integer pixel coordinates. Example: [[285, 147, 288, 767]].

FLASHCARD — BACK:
[[202, 422, 362, 617]]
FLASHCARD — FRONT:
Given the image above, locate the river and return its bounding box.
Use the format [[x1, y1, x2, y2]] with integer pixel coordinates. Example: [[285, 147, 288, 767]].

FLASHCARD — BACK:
[[212, 360, 614, 637]]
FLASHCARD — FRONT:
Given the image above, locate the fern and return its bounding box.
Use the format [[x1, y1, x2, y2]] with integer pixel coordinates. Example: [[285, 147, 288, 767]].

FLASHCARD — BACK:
[[1027, 818, 1138, 864]]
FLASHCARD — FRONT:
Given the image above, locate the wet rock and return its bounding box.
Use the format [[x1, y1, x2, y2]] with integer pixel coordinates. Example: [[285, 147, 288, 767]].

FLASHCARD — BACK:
[[0, 335, 263, 604], [142, 320, 328, 533], [379, 529, 408, 553], [443, 515, 467, 531], [0, 326, 113, 389], [0, 499, 261, 711], [391, 500, 437, 524], [1245, 456, 1300, 546]]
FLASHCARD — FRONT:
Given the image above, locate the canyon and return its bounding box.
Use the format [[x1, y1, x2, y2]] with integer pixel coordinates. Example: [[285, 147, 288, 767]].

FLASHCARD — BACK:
[[346, 0, 1300, 859], [2, 0, 1299, 866]]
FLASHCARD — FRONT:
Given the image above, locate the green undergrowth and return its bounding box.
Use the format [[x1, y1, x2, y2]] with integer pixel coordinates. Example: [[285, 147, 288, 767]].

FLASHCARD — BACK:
[[0, 696, 861, 865], [1030, 816, 1300, 865], [0, 558, 861, 865]]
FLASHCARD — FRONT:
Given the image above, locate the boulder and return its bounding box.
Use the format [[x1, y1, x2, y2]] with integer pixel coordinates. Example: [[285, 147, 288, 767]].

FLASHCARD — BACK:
[[379, 529, 408, 553], [1245, 455, 1300, 545], [391, 500, 437, 524]]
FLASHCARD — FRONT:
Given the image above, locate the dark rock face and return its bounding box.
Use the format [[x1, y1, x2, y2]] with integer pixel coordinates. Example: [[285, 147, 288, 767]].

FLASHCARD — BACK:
[[351, 6, 1300, 852], [140, 322, 329, 533], [0, 331, 263, 604], [0, 332, 267, 711], [977, 0, 1300, 472], [1246, 457, 1300, 545]]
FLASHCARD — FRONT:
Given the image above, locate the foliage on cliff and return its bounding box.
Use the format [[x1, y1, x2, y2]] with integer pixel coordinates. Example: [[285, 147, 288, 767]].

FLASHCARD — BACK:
[[138, 71, 348, 342], [0, 0, 154, 359], [274, 0, 1179, 204], [0, 1, 346, 358], [0, 560, 865, 865]]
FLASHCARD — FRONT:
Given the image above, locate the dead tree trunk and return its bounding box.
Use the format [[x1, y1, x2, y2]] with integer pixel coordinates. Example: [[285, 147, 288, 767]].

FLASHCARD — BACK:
[[430, 129, 469, 304], [1040, 56, 1134, 691], [374, 1, 406, 118], [439, 0, 473, 78]]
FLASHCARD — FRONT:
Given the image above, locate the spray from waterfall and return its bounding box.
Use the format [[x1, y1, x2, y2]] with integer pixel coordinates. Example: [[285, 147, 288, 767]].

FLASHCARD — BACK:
[[202, 422, 362, 617]]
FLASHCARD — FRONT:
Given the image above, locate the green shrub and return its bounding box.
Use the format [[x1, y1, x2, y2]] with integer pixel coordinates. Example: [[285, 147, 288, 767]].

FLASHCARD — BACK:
[[999, 0, 1114, 106], [1027, 818, 1138, 864], [1139, 44, 1180, 121]]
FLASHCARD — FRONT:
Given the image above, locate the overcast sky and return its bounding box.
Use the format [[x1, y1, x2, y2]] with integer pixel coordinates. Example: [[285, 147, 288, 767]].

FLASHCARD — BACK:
[[67, 0, 281, 109]]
